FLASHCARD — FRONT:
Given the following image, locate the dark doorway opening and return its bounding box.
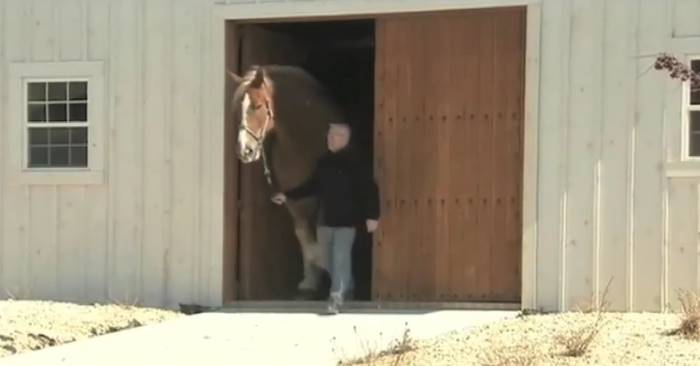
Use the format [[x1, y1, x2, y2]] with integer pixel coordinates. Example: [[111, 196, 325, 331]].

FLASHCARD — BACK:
[[229, 19, 376, 301]]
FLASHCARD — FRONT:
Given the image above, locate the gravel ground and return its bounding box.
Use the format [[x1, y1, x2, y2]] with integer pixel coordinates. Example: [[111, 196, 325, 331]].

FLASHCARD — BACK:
[[352, 312, 700, 366], [0, 300, 182, 358]]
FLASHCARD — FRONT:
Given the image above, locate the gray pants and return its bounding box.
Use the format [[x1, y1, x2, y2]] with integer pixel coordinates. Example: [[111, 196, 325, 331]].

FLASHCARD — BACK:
[[317, 226, 356, 301]]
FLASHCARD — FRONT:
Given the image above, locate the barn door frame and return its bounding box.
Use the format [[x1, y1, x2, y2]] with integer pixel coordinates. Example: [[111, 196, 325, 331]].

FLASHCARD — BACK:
[[213, 1, 542, 309]]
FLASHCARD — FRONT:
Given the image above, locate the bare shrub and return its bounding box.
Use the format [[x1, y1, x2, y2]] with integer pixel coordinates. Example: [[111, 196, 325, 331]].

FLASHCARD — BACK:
[[556, 314, 604, 358], [667, 289, 700, 340], [556, 277, 612, 357]]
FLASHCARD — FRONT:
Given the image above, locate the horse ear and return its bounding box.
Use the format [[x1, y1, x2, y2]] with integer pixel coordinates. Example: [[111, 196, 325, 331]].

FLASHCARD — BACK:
[[250, 67, 265, 89], [226, 70, 242, 84]]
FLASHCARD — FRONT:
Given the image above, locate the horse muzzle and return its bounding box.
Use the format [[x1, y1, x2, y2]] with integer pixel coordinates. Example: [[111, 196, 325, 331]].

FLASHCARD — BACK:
[[237, 145, 261, 163]]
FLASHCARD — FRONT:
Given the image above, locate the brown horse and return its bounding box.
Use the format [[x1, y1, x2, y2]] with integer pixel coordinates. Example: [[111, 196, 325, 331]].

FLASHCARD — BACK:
[[228, 65, 345, 299]]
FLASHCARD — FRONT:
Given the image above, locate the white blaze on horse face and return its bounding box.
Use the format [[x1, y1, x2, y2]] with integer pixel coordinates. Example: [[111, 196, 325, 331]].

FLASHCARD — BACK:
[[238, 93, 262, 163]]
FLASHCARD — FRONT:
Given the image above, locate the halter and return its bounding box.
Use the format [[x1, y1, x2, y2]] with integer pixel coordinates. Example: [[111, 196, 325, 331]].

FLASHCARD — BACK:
[[239, 100, 274, 187]]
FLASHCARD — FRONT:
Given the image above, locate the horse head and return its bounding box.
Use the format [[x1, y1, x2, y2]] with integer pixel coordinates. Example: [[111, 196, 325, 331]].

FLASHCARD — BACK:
[[228, 66, 275, 164]]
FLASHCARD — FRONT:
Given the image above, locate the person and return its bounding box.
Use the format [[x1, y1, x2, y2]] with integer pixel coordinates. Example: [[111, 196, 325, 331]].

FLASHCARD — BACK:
[[271, 122, 380, 314]]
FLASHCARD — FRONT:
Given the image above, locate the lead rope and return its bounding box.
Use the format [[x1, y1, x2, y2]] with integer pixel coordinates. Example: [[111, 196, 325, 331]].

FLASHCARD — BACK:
[[260, 104, 274, 188], [261, 146, 272, 187]]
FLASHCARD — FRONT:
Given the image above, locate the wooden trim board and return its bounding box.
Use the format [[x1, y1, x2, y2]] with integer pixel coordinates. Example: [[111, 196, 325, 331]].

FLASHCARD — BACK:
[[220, 301, 521, 312]]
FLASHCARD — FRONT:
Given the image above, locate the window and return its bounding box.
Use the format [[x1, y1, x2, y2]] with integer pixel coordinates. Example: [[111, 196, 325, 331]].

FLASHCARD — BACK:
[[9, 62, 104, 185], [686, 59, 700, 158], [26, 81, 89, 168]]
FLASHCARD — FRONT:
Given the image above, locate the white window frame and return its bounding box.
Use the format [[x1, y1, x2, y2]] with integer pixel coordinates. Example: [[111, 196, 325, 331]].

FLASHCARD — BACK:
[[682, 57, 700, 161], [8, 62, 105, 185]]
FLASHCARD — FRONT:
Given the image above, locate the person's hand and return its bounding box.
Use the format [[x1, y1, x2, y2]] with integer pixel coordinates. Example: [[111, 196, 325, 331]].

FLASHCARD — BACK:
[[271, 193, 287, 205], [366, 219, 379, 233]]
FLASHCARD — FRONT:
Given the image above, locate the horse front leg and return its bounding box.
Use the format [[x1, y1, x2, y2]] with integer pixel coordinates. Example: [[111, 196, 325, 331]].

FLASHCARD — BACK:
[[293, 221, 327, 299], [285, 197, 327, 300]]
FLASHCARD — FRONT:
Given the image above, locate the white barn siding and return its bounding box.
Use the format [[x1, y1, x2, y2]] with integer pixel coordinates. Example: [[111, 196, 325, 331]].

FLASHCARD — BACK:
[[84, 0, 110, 304], [597, 0, 635, 312], [0, 0, 223, 308], [673, 0, 700, 38], [0, 0, 4, 298], [536, 0, 700, 311], [633, 0, 668, 312], [564, 0, 605, 310], [2, 0, 700, 311], [535, 0, 569, 311]]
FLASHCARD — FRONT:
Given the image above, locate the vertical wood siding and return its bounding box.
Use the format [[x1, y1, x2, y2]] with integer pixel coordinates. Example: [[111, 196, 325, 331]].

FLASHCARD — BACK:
[[1, 0, 700, 310], [0, 0, 222, 308], [536, 0, 700, 311]]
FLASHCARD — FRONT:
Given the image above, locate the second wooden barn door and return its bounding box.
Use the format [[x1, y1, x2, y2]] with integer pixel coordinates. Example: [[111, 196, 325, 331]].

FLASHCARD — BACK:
[[373, 8, 525, 302]]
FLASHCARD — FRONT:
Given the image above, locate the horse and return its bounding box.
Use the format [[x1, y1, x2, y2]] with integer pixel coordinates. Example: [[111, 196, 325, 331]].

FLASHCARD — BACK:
[[228, 65, 345, 299]]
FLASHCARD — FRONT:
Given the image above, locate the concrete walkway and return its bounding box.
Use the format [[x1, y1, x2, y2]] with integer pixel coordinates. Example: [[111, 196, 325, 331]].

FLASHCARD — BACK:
[[0, 309, 515, 366]]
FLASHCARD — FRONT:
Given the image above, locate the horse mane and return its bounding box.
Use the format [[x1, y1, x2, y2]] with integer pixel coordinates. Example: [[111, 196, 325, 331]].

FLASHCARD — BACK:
[[233, 65, 345, 129], [233, 65, 275, 104]]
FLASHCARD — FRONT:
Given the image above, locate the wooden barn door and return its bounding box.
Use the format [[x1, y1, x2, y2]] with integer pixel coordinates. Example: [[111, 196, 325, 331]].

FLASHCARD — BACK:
[[373, 8, 525, 302], [236, 25, 308, 300]]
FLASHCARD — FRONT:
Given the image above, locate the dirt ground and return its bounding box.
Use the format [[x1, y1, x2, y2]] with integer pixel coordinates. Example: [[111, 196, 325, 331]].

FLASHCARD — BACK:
[[352, 312, 700, 366], [0, 300, 182, 358]]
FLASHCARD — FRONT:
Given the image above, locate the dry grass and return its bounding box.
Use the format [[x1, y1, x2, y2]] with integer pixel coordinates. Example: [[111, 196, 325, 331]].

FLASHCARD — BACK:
[[336, 323, 416, 366], [332, 282, 700, 365], [554, 278, 612, 358], [555, 312, 605, 358], [475, 342, 540, 366], [348, 306, 700, 365], [464, 278, 614, 365], [0, 300, 182, 358], [667, 289, 700, 341]]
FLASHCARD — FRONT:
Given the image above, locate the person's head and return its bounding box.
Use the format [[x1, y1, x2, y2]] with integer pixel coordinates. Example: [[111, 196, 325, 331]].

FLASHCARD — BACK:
[[327, 123, 351, 152]]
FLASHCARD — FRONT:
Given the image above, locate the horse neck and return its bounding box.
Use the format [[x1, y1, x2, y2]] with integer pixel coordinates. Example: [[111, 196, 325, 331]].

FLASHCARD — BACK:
[[268, 121, 327, 190]]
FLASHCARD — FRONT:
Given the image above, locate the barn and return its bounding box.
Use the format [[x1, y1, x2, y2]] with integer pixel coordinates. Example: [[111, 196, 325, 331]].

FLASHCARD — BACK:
[[0, 0, 699, 312]]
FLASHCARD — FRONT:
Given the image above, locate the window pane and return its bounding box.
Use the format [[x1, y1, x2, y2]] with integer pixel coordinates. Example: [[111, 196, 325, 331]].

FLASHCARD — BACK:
[[69, 103, 87, 121], [29, 147, 49, 167], [50, 146, 69, 166], [70, 127, 88, 144], [49, 127, 70, 145], [690, 112, 700, 157], [28, 104, 47, 122], [692, 111, 700, 132], [29, 128, 49, 145], [28, 83, 46, 102], [69, 82, 87, 101], [48, 104, 67, 122], [690, 134, 700, 157], [27, 127, 89, 168], [692, 60, 700, 106], [48, 82, 67, 101], [70, 146, 87, 166]]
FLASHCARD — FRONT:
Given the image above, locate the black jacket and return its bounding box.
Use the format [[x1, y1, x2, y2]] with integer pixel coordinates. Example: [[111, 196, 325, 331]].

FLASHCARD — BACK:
[[285, 148, 380, 227]]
